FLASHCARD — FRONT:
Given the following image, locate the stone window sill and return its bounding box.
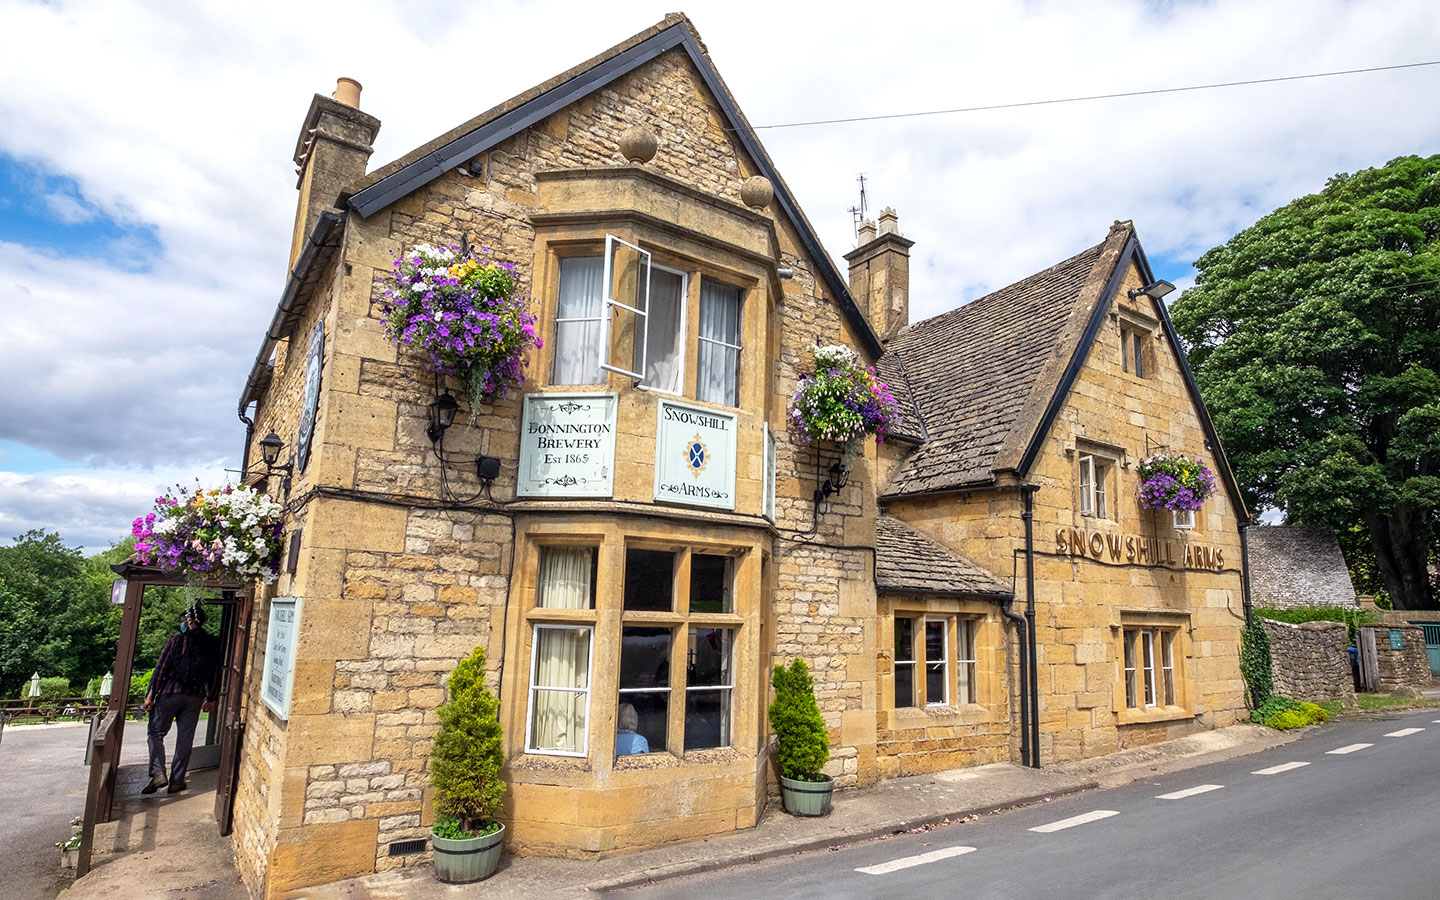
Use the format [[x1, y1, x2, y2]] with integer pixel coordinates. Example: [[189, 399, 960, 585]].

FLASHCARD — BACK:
[[1117, 704, 1193, 726]]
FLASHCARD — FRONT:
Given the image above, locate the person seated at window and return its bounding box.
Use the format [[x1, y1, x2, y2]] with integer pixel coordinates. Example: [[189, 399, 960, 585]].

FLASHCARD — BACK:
[[615, 702, 649, 756]]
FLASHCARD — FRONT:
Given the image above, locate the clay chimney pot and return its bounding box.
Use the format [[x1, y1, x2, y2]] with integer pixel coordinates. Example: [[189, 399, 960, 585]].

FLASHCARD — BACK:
[[333, 77, 363, 108]]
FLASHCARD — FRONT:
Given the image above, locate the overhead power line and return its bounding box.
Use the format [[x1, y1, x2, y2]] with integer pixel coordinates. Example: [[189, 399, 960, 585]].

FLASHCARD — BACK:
[[753, 59, 1440, 130]]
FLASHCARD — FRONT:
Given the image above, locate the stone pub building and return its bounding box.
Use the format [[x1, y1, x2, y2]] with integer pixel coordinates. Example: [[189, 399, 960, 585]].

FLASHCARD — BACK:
[[221, 14, 1252, 896]]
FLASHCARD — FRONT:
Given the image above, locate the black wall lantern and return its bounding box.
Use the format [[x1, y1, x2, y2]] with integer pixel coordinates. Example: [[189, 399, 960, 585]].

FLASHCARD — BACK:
[[427, 392, 460, 444], [423, 386, 507, 502], [257, 431, 294, 494]]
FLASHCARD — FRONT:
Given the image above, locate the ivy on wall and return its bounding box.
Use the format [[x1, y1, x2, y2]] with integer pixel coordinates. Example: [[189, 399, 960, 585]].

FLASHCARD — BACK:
[[1240, 620, 1274, 709]]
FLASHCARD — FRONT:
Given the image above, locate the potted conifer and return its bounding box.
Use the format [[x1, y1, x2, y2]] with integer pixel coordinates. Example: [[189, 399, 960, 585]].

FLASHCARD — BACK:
[[768, 657, 834, 816], [430, 646, 507, 883]]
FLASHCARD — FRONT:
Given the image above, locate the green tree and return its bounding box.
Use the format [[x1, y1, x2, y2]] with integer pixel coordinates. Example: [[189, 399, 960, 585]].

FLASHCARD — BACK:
[[430, 646, 505, 835], [1173, 154, 1440, 610], [768, 657, 830, 780], [0, 530, 122, 695]]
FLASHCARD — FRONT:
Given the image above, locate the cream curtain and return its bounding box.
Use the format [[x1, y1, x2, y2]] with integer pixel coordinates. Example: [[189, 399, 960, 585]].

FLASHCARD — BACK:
[[553, 256, 604, 384], [537, 547, 593, 609], [643, 269, 684, 393], [529, 626, 591, 753], [697, 280, 741, 405]]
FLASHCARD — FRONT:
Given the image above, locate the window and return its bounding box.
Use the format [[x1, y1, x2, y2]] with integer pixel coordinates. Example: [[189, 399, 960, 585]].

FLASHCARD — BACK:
[[552, 256, 605, 384], [894, 618, 916, 708], [614, 544, 741, 757], [893, 615, 980, 708], [548, 238, 745, 407], [1121, 325, 1146, 377], [527, 624, 593, 755], [1079, 453, 1109, 519], [956, 619, 977, 705], [1173, 508, 1195, 530], [536, 547, 596, 609], [1123, 628, 1176, 710], [697, 279, 742, 406]]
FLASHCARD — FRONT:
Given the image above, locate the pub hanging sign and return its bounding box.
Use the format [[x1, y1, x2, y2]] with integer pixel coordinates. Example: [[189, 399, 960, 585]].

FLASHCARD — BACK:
[[654, 399, 737, 510], [518, 393, 617, 498]]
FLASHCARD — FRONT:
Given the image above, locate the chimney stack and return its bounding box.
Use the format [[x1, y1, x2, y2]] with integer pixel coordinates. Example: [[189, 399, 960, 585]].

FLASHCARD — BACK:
[[844, 207, 914, 343], [288, 76, 381, 269]]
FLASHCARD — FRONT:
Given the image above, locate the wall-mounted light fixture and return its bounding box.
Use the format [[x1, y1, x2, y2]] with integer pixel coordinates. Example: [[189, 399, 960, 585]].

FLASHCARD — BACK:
[[426, 392, 460, 444], [817, 461, 850, 501], [1128, 280, 1176, 301], [257, 431, 294, 494]]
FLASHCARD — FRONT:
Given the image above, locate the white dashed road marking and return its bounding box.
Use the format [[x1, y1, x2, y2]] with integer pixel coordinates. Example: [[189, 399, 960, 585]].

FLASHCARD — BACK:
[[1029, 810, 1119, 833], [1156, 784, 1224, 800], [1326, 743, 1373, 755], [856, 845, 977, 875], [1252, 761, 1310, 775], [1384, 728, 1424, 737]]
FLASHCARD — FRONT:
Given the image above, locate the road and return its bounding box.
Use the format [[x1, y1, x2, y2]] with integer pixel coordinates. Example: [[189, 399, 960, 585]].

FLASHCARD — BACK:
[[621, 708, 1440, 900], [0, 720, 156, 900]]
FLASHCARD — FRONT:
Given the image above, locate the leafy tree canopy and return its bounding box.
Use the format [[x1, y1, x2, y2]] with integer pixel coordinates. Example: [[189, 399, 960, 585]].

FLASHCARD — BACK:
[[1173, 154, 1440, 609]]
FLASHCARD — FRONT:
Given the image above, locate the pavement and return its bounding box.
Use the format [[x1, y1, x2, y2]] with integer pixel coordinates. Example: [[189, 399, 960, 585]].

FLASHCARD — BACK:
[[52, 718, 1312, 900]]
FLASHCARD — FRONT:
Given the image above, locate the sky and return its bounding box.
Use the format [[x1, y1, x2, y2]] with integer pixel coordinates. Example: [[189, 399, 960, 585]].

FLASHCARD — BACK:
[[1, 0, 1437, 553]]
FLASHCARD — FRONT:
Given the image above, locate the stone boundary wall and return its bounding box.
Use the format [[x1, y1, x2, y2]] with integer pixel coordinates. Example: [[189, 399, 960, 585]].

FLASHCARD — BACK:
[[1358, 625, 1430, 692], [1258, 618, 1354, 703]]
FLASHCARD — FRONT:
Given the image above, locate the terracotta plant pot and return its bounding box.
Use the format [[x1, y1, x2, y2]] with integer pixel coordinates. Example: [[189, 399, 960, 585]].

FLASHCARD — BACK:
[[779, 773, 834, 817], [432, 822, 504, 884]]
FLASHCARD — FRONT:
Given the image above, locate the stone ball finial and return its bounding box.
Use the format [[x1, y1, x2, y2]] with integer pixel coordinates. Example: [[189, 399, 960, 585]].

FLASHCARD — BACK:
[[618, 124, 658, 164], [740, 175, 774, 210]]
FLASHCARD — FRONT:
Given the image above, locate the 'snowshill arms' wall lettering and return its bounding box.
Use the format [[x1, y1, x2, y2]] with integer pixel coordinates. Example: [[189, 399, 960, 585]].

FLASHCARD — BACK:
[[1054, 527, 1224, 571]]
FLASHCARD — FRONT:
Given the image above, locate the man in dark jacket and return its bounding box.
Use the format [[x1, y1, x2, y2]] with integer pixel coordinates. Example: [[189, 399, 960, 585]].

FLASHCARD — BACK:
[[141, 604, 221, 795]]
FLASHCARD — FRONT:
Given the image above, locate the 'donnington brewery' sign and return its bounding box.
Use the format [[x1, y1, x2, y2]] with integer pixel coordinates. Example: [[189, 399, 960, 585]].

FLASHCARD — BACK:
[[518, 393, 618, 497], [1054, 527, 1226, 571]]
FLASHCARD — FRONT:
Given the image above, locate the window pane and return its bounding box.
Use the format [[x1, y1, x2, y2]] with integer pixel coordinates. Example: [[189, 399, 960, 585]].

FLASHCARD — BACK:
[[619, 626, 670, 754], [642, 268, 684, 393], [1124, 630, 1137, 708], [1095, 464, 1108, 519], [1133, 334, 1145, 378], [624, 548, 674, 611], [537, 547, 595, 609], [529, 626, 591, 754], [553, 257, 604, 384], [684, 689, 730, 750], [697, 279, 741, 406], [1142, 631, 1156, 706], [894, 618, 914, 662], [1079, 456, 1094, 515], [1162, 633, 1175, 705], [925, 620, 946, 705], [894, 662, 915, 708], [925, 620, 946, 662], [689, 554, 733, 613], [688, 627, 732, 687], [957, 619, 976, 704]]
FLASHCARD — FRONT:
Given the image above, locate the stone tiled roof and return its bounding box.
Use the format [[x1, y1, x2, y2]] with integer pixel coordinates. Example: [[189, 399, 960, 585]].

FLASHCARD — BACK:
[[873, 351, 926, 442], [1247, 525, 1359, 609], [874, 516, 1011, 596], [879, 237, 1112, 496]]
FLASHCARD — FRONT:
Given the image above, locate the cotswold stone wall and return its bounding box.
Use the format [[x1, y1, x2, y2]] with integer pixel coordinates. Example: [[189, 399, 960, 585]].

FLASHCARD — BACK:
[[1258, 618, 1354, 703], [1360, 625, 1430, 692]]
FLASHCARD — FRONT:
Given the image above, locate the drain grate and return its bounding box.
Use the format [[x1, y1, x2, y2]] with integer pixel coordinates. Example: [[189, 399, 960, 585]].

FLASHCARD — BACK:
[[388, 838, 429, 856]]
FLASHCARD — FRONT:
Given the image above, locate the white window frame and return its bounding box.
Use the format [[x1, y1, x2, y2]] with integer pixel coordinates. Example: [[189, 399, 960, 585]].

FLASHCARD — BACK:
[[552, 255, 606, 385], [894, 617, 917, 708], [696, 278, 743, 406], [1173, 508, 1196, 530], [525, 623, 595, 757], [1079, 454, 1108, 519], [924, 618, 949, 707], [1123, 632, 1138, 708], [1161, 632, 1175, 705], [634, 263, 688, 396], [600, 234, 651, 381], [1141, 629, 1157, 707]]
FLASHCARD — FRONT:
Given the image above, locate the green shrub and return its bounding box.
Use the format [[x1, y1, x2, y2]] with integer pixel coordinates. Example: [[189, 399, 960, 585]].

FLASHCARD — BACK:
[[38, 677, 71, 701], [1241, 621, 1273, 709], [769, 658, 830, 780], [129, 669, 153, 705], [1254, 605, 1375, 641], [430, 646, 505, 837], [1252, 694, 1329, 729]]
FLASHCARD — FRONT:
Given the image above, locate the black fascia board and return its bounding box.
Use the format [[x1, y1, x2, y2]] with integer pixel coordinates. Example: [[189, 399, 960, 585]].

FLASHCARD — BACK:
[[345, 22, 883, 360]]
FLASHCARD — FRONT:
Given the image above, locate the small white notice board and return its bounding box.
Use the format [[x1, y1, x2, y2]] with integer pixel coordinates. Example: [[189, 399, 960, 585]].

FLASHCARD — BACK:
[[262, 596, 302, 720]]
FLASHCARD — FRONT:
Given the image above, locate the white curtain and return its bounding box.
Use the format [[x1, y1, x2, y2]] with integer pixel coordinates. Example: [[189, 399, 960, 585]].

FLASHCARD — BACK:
[[697, 280, 741, 405], [537, 547, 593, 609], [644, 269, 684, 393], [530, 626, 591, 753], [553, 256, 604, 384]]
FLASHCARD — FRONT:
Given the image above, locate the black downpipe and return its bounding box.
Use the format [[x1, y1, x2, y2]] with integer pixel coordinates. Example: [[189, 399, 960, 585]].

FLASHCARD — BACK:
[[999, 601, 1031, 767], [1239, 523, 1254, 625], [238, 411, 255, 479], [1022, 484, 1041, 768]]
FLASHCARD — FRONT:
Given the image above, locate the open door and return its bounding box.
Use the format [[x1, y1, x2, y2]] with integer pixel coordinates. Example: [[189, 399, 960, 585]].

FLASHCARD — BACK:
[[214, 587, 254, 834]]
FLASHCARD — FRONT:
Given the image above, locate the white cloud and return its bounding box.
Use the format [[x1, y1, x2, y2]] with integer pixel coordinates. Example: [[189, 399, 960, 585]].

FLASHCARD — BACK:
[[0, 0, 1436, 546]]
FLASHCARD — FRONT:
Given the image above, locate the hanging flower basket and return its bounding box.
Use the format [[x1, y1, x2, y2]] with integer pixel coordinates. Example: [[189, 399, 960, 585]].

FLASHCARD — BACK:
[[131, 483, 284, 586], [379, 244, 541, 417], [1137, 453, 1216, 511], [787, 344, 901, 446]]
